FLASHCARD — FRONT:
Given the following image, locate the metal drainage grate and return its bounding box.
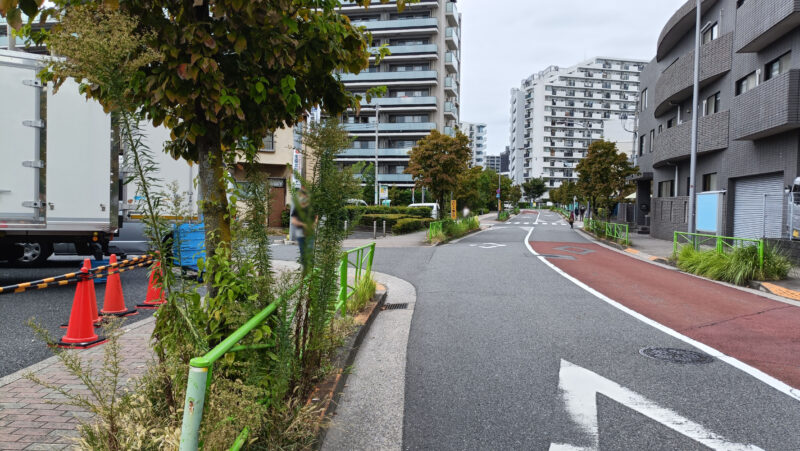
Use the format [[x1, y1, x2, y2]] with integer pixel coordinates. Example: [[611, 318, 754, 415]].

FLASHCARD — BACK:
[[383, 303, 408, 310], [639, 347, 714, 364]]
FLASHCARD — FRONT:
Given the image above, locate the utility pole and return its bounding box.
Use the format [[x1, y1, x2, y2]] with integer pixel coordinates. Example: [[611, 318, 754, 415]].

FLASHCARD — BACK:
[[7, 22, 16, 51], [497, 172, 502, 220], [687, 0, 702, 234], [374, 103, 380, 206]]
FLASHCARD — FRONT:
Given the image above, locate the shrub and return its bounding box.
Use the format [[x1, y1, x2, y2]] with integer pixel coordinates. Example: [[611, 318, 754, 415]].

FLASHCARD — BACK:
[[359, 213, 411, 228], [498, 211, 510, 221], [346, 205, 432, 219], [513, 207, 520, 215], [441, 216, 480, 240], [393, 217, 434, 235], [676, 243, 792, 286], [348, 274, 376, 313], [280, 207, 290, 228]]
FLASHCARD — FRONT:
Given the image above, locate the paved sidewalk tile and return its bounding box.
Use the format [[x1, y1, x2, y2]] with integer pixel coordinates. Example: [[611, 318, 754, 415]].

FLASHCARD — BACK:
[[0, 318, 155, 449]]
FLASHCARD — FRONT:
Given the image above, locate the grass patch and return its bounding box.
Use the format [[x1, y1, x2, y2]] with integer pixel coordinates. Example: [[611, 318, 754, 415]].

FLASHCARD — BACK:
[[498, 211, 510, 221], [347, 274, 376, 313], [676, 243, 792, 286]]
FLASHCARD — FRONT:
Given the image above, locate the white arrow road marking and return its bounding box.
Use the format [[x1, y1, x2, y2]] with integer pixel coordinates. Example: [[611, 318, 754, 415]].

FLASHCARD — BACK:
[[468, 243, 507, 249], [521, 227, 533, 232], [550, 359, 763, 451]]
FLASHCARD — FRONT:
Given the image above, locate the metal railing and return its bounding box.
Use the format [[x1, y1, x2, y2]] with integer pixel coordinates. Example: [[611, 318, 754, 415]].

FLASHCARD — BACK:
[[673, 231, 764, 269], [427, 221, 443, 240], [335, 243, 376, 316], [584, 218, 630, 246], [179, 244, 376, 450]]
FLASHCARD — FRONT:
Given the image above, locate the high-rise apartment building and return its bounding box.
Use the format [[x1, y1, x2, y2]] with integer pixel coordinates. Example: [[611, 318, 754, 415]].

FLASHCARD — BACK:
[[338, 0, 462, 189], [461, 121, 487, 167], [484, 154, 501, 173], [508, 57, 645, 198], [634, 0, 800, 240]]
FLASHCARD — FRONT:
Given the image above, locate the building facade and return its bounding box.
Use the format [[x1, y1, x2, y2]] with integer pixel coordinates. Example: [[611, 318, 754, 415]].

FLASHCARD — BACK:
[[337, 0, 462, 189], [461, 121, 487, 167], [634, 0, 800, 240], [484, 155, 501, 172], [508, 57, 645, 198]]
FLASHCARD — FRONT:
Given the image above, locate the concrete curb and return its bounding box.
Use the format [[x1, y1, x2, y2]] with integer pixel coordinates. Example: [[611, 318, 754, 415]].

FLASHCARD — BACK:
[[315, 287, 388, 449]]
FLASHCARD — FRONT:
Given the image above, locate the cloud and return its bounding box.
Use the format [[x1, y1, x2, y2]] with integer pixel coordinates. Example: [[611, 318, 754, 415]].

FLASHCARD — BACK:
[[457, 0, 687, 155]]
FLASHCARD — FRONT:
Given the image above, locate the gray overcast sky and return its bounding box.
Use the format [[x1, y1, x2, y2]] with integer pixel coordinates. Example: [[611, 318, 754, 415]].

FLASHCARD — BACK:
[[457, 0, 687, 155]]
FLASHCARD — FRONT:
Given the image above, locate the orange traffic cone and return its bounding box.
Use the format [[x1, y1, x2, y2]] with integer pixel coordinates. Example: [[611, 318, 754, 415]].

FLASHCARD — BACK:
[[136, 261, 166, 309], [100, 254, 137, 317], [61, 258, 102, 329], [57, 261, 107, 349]]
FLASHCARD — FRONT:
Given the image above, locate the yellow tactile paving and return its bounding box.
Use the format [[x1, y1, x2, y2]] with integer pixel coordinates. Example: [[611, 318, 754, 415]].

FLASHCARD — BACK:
[[760, 282, 800, 302], [625, 248, 640, 254]]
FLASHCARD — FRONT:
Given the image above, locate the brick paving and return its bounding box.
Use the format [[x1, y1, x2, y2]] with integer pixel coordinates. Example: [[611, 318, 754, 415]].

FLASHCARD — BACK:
[[0, 317, 155, 450]]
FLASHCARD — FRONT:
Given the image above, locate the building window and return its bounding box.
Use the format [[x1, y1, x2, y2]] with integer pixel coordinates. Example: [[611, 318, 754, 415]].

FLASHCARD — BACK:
[[736, 0, 747, 7], [391, 114, 428, 123], [641, 88, 648, 110], [702, 173, 718, 192], [702, 22, 719, 44], [764, 52, 791, 81], [262, 133, 275, 152], [390, 64, 428, 72], [658, 180, 674, 198], [667, 118, 675, 128], [658, 124, 663, 134], [735, 71, 759, 95], [704, 92, 721, 115], [638, 135, 645, 156], [649, 129, 655, 153]]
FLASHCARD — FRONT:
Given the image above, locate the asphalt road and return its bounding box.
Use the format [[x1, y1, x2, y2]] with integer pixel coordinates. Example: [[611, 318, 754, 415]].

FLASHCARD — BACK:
[[0, 257, 153, 378]]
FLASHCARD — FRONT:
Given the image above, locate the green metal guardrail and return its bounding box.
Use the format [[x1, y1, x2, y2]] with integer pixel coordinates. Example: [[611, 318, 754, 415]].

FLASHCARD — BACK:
[[584, 218, 630, 246], [427, 220, 443, 240], [179, 243, 376, 450], [335, 242, 376, 316], [673, 231, 764, 269]]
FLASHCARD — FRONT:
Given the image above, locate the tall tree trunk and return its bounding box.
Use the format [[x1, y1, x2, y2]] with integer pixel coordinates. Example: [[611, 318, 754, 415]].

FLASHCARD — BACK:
[[196, 121, 230, 297]]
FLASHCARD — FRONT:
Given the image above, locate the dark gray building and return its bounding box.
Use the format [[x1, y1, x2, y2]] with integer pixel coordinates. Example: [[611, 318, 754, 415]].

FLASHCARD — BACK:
[[634, 0, 800, 240]]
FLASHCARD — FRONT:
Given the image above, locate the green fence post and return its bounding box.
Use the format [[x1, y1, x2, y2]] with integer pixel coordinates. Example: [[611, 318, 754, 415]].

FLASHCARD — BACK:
[[366, 243, 375, 275], [758, 239, 764, 270], [716, 236, 723, 255], [673, 231, 678, 255], [339, 254, 348, 316], [179, 365, 209, 451]]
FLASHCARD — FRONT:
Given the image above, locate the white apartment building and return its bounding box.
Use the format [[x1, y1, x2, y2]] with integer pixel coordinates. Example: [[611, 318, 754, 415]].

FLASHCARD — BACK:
[[460, 121, 487, 167], [508, 57, 644, 198], [338, 0, 462, 188]]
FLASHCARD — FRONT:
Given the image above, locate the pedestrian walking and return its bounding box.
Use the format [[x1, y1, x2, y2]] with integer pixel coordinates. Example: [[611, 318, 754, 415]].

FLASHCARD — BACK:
[[290, 189, 317, 267], [580, 205, 586, 221], [568, 211, 575, 229]]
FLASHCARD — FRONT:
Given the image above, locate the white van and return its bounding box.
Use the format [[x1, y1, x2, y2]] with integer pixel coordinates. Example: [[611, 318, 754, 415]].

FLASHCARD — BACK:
[[408, 203, 440, 219]]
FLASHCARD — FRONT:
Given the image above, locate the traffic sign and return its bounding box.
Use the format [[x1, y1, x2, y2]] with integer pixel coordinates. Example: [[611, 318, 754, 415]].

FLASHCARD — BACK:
[[450, 200, 457, 220]]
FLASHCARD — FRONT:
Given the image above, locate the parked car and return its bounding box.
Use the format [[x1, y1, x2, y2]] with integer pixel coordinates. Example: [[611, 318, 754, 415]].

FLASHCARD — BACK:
[[408, 202, 440, 219]]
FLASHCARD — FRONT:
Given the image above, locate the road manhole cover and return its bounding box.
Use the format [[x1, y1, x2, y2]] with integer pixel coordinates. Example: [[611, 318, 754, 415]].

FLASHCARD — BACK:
[[639, 347, 714, 364]]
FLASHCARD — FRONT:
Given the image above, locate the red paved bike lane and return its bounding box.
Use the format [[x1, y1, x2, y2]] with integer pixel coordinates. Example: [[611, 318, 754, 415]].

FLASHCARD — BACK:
[[530, 241, 800, 388]]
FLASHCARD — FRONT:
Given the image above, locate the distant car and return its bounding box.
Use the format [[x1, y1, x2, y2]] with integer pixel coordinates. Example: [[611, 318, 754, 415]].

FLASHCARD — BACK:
[[408, 202, 440, 219], [347, 199, 368, 207]]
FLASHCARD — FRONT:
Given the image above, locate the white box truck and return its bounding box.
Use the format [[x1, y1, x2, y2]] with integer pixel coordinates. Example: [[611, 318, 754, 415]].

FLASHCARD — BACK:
[[0, 49, 119, 265]]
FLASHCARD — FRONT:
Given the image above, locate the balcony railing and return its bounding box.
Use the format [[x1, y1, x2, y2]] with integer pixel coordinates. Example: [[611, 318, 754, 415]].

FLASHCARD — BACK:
[[445, 27, 460, 50], [352, 17, 438, 31], [652, 111, 729, 167], [377, 173, 414, 182], [360, 96, 437, 107], [339, 148, 412, 158], [735, 0, 800, 53], [732, 70, 800, 140], [343, 122, 436, 132], [444, 126, 455, 136], [370, 43, 438, 55], [340, 70, 438, 83], [446, 2, 459, 27]]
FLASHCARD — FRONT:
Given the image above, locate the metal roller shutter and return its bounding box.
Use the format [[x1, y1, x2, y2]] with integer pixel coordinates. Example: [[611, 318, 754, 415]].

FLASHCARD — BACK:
[[733, 173, 784, 239]]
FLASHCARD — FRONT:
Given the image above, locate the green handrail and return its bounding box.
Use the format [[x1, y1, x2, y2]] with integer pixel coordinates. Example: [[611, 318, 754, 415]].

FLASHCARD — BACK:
[[180, 242, 377, 450], [673, 231, 764, 269], [335, 242, 376, 316], [584, 218, 630, 246], [427, 221, 443, 240]]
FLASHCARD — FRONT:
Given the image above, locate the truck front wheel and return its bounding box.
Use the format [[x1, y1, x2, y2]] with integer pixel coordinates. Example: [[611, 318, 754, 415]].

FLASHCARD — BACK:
[[16, 241, 53, 267]]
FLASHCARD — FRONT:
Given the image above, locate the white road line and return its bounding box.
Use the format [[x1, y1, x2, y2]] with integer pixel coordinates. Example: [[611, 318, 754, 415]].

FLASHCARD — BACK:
[[514, 222, 521, 224], [523, 227, 800, 403], [523, 222, 530, 225]]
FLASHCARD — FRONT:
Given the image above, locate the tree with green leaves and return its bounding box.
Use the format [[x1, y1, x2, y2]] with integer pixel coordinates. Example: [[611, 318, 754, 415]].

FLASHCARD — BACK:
[[509, 184, 522, 205], [576, 140, 638, 217], [522, 177, 547, 203], [3, 0, 400, 275], [388, 186, 413, 206], [405, 130, 471, 218], [360, 162, 376, 204]]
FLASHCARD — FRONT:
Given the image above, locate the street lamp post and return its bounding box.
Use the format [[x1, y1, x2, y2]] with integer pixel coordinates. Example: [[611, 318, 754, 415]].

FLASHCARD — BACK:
[[687, 0, 703, 234], [374, 103, 380, 206]]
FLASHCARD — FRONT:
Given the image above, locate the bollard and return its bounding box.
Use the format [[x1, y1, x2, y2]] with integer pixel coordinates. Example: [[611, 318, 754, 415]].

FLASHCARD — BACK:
[[344, 220, 348, 231], [373, 221, 377, 239], [383, 220, 386, 238]]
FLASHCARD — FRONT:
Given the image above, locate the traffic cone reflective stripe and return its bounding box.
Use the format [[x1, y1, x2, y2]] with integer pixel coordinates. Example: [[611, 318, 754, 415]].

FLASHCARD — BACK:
[[57, 261, 106, 349], [100, 254, 137, 317], [137, 261, 166, 309]]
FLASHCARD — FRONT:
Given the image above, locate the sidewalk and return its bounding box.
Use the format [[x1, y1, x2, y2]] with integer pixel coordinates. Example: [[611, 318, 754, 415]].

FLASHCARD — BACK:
[[0, 317, 155, 450]]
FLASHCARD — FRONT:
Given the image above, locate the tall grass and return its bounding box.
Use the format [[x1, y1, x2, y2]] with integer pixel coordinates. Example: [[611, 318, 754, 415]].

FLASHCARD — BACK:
[[676, 243, 792, 286]]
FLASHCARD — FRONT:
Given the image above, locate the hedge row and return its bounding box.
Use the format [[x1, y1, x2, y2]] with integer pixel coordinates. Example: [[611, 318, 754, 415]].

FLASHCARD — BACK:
[[393, 217, 434, 235], [346, 205, 432, 218], [358, 214, 410, 228]]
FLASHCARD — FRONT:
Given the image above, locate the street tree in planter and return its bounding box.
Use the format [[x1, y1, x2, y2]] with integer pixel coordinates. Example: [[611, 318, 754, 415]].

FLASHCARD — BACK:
[[576, 140, 638, 218], [5, 0, 398, 293], [522, 177, 547, 203], [405, 130, 471, 218]]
